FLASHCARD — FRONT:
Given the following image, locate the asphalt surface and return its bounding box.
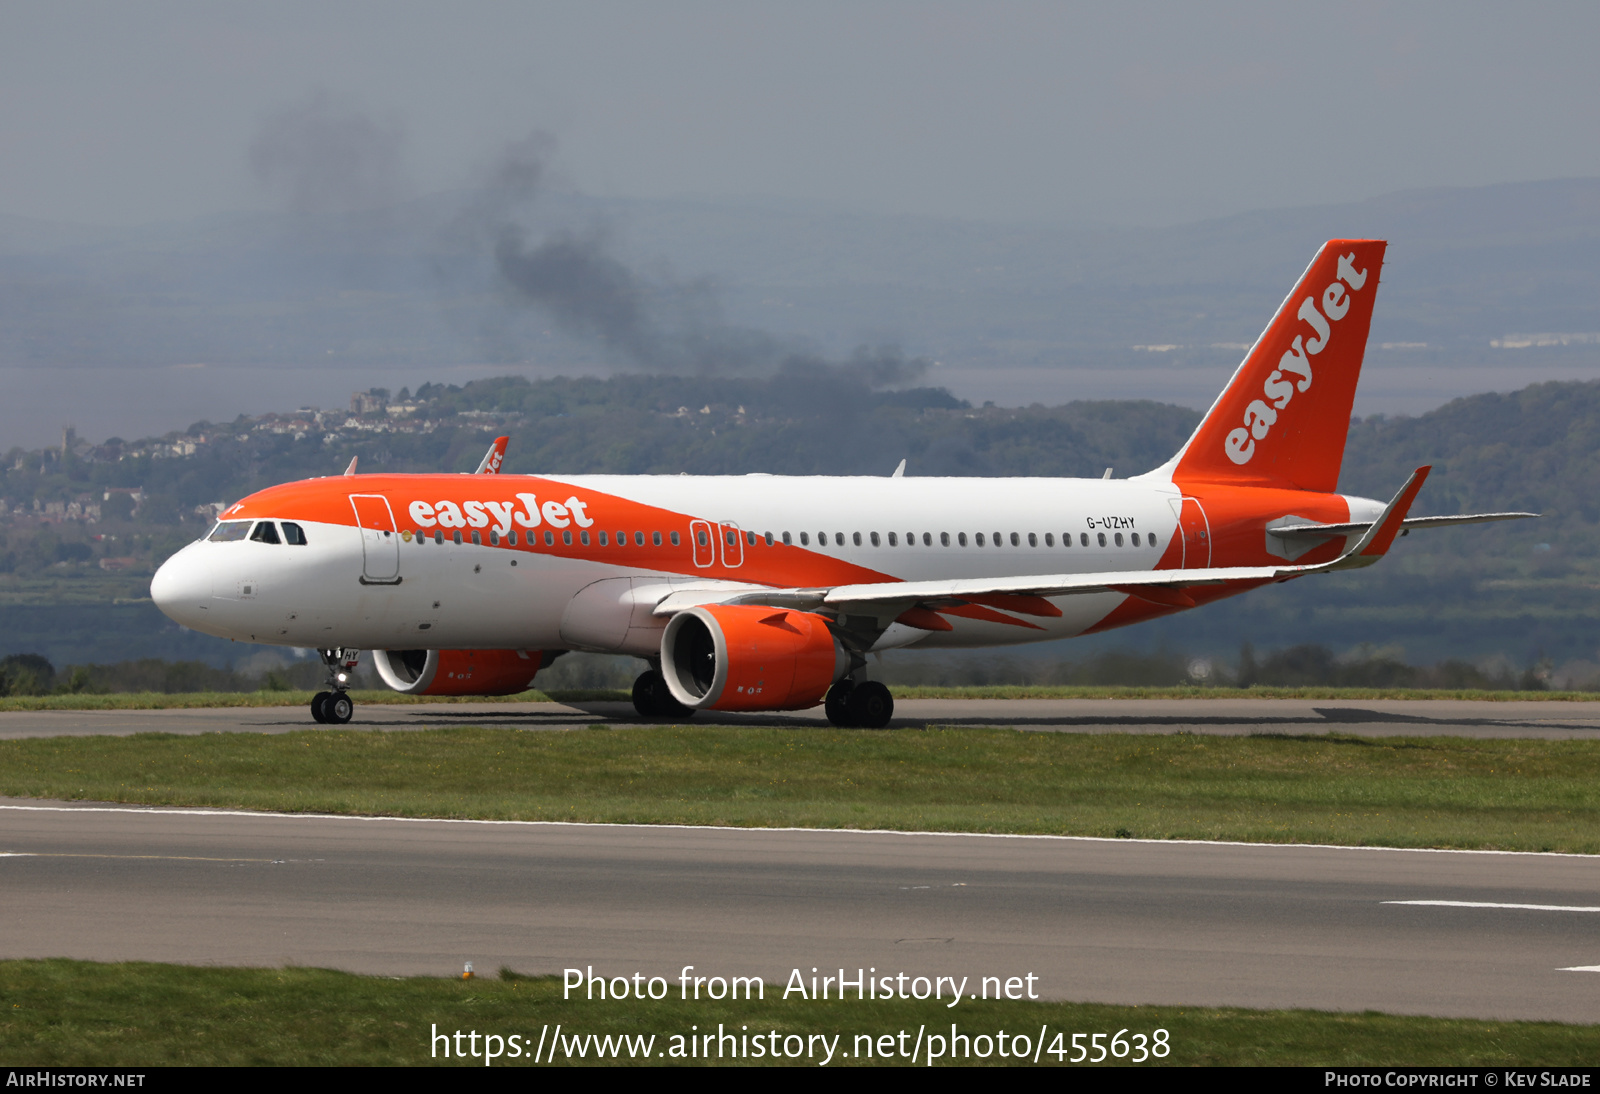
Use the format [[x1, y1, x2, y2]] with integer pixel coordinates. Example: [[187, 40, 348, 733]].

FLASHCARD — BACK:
[[3, 696, 1600, 739], [4, 800, 1600, 1022]]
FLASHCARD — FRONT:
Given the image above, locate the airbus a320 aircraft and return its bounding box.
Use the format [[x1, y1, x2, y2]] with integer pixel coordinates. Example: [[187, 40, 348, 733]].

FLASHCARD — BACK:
[[151, 240, 1531, 727]]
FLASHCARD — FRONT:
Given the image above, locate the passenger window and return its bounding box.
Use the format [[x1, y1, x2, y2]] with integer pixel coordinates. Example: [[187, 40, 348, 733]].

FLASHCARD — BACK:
[[888, 532, 897, 546], [490, 530, 501, 545], [1114, 532, 1124, 547], [993, 532, 1002, 547], [434, 530, 443, 545], [695, 529, 707, 546], [1010, 532, 1021, 547], [800, 532, 810, 546], [249, 521, 281, 545], [726, 530, 736, 546], [940, 532, 950, 546], [471, 531, 482, 545], [671, 531, 681, 546], [580, 531, 590, 546], [453, 531, 463, 545], [208, 521, 251, 542], [1097, 532, 1107, 547], [544, 531, 554, 545], [509, 531, 518, 546], [636, 532, 646, 546], [1080, 533, 1089, 547], [853, 532, 862, 546], [835, 532, 844, 546], [1027, 533, 1037, 547], [975, 533, 986, 547], [870, 532, 880, 546], [1131, 532, 1141, 547], [599, 531, 609, 546], [958, 533, 968, 547], [1045, 533, 1055, 547], [563, 530, 573, 545], [652, 531, 662, 546], [924, 533, 933, 546], [782, 531, 792, 545], [282, 522, 308, 545], [764, 532, 774, 546]]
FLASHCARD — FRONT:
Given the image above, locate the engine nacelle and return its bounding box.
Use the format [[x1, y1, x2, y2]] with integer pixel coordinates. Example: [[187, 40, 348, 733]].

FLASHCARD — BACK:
[[373, 648, 551, 696], [660, 605, 848, 711]]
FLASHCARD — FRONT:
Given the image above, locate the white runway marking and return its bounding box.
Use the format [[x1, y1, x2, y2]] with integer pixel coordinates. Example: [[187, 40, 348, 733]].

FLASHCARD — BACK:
[[1385, 900, 1600, 912], [1559, 966, 1600, 972]]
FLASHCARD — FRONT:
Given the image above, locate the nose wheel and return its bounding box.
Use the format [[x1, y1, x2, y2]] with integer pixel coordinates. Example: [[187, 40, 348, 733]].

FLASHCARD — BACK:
[[311, 648, 360, 725], [310, 690, 354, 724]]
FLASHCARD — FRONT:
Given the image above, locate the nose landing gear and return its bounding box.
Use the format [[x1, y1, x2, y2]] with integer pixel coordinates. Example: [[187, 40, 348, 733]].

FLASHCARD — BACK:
[[310, 648, 361, 724]]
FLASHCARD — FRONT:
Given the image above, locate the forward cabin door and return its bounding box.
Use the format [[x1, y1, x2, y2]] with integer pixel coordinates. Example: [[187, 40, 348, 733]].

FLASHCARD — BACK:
[[1176, 497, 1211, 569], [350, 494, 401, 584]]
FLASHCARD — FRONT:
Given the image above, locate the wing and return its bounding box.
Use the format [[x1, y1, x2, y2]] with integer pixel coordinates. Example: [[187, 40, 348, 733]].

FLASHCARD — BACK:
[[650, 467, 1435, 625]]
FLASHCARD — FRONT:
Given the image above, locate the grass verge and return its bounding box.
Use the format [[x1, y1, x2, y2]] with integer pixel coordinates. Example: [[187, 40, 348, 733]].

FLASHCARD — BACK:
[[3, 726, 1597, 851], [2, 960, 1595, 1066]]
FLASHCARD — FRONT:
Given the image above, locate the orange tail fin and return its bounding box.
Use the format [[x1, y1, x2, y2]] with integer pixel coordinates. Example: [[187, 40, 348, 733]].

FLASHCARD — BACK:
[[1167, 239, 1386, 493]]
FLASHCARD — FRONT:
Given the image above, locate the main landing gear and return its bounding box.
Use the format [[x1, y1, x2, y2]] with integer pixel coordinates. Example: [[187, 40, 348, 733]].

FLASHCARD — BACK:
[[310, 648, 361, 725], [824, 679, 894, 729], [631, 666, 694, 721]]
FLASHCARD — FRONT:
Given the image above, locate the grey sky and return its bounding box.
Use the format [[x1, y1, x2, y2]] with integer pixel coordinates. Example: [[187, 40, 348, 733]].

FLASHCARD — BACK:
[[3, 1, 1599, 228]]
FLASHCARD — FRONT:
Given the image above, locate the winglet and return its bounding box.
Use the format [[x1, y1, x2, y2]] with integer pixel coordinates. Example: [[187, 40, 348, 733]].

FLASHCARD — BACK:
[[1335, 466, 1430, 567], [343, 456, 358, 477], [475, 436, 509, 474]]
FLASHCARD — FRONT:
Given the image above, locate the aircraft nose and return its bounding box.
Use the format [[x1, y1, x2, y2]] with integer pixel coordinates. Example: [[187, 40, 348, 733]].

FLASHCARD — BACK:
[[150, 545, 211, 625]]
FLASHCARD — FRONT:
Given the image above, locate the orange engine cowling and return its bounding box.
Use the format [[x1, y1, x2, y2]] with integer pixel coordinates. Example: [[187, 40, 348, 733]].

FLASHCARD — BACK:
[[373, 648, 553, 696], [660, 605, 848, 711]]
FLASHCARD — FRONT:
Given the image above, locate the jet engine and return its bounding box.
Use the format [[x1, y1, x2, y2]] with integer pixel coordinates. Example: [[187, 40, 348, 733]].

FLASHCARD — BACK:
[[659, 605, 848, 711], [373, 648, 551, 696]]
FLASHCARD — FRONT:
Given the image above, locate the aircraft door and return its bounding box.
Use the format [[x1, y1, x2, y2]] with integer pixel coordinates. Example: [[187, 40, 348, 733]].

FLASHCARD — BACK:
[[1177, 497, 1211, 568], [718, 522, 744, 568], [689, 520, 716, 567], [350, 494, 401, 584]]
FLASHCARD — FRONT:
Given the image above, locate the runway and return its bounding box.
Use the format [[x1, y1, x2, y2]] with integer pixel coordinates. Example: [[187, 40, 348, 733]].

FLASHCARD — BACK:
[[3, 800, 1599, 1022], [3, 696, 1600, 739]]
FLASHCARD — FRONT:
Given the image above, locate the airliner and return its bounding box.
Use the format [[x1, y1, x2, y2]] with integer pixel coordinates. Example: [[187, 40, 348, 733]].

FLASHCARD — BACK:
[[150, 240, 1530, 727]]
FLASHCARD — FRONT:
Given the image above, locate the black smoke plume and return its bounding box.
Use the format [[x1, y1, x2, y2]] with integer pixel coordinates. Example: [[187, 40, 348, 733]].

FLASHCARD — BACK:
[[249, 90, 407, 215], [478, 134, 928, 386]]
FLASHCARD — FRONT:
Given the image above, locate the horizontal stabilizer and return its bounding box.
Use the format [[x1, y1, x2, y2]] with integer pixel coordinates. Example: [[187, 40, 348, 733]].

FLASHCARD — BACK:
[[1271, 512, 1539, 538]]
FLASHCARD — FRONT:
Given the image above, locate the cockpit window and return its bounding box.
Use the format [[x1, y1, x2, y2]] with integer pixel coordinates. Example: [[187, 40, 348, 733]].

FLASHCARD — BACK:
[[282, 522, 308, 545], [249, 521, 282, 545], [208, 521, 252, 542]]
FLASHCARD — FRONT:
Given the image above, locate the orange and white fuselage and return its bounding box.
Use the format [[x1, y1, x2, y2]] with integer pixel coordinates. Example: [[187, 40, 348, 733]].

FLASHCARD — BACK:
[[150, 240, 1523, 718]]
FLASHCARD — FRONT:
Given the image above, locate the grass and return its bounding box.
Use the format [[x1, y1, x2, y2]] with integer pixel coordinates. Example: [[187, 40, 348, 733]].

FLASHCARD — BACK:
[[2, 960, 1596, 1066], [0, 685, 1597, 712], [3, 726, 1598, 851]]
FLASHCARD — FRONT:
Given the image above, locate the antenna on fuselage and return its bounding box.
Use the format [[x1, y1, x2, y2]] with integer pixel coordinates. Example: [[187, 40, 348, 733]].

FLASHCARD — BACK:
[[344, 456, 358, 476]]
